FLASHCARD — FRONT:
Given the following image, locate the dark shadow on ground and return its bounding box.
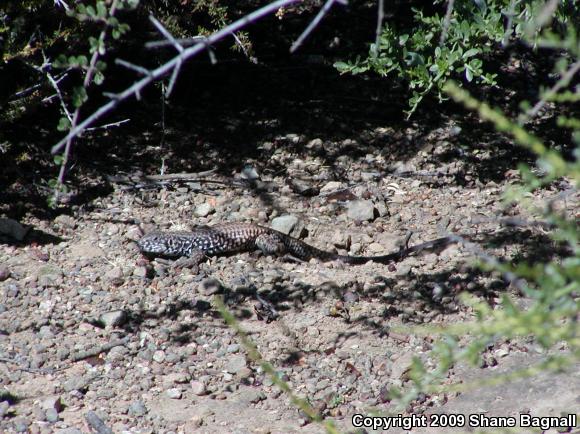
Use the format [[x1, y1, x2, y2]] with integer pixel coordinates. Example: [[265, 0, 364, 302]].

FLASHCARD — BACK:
[[0, 228, 63, 246], [2, 43, 575, 220]]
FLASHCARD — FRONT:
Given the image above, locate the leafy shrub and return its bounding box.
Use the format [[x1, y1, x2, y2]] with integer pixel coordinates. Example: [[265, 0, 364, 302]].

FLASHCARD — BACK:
[[335, 0, 579, 117]]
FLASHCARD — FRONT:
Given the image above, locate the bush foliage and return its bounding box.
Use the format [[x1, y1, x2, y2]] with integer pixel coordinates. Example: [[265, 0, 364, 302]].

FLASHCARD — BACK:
[[335, 0, 580, 117]]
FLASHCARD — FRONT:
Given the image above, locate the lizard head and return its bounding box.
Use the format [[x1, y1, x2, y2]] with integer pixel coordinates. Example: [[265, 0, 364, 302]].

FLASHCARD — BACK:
[[137, 232, 182, 257]]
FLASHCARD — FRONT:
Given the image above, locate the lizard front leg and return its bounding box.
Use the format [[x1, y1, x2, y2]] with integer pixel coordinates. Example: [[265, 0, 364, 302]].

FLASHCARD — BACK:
[[172, 249, 205, 271], [255, 233, 286, 256]]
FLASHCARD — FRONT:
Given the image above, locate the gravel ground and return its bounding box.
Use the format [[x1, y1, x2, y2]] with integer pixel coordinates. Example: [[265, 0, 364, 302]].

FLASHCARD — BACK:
[[1, 123, 578, 434]]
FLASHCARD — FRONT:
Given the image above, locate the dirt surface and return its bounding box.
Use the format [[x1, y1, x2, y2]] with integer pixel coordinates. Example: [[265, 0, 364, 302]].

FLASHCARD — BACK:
[[1, 102, 579, 433]]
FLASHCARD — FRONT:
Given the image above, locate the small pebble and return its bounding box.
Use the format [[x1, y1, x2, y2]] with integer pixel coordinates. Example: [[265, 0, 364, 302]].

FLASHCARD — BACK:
[[166, 388, 182, 399]]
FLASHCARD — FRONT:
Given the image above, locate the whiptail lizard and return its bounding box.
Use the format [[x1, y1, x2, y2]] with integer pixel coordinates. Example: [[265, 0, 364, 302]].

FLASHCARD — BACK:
[[137, 222, 452, 266]]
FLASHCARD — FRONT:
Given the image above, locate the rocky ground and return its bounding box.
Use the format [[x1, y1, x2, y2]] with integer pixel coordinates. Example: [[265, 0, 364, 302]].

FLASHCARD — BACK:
[[0, 115, 578, 434]]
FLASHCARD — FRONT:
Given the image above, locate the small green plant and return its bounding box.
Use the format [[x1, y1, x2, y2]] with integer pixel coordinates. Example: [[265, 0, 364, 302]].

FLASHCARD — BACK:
[[335, 0, 578, 117], [47, 0, 138, 206]]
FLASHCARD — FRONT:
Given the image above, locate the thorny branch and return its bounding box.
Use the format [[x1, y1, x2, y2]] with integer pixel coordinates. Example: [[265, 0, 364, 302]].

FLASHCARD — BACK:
[[53, 0, 122, 204], [290, 0, 347, 53], [35, 54, 73, 123], [52, 0, 345, 156]]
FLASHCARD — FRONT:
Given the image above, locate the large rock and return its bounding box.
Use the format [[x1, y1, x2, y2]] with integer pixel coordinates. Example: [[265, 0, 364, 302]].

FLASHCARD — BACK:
[[347, 200, 376, 222]]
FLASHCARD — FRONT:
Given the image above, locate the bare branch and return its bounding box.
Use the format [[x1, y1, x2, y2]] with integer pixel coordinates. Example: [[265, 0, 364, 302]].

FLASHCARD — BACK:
[[37, 54, 73, 123], [85, 118, 131, 131], [149, 15, 184, 53], [165, 59, 182, 97], [145, 36, 208, 49], [10, 69, 70, 102], [232, 33, 251, 60], [290, 0, 347, 53], [522, 60, 580, 123], [373, 0, 385, 56], [52, 0, 302, 155], [115, 59, 152, 76], [439, 0, 455, 46]]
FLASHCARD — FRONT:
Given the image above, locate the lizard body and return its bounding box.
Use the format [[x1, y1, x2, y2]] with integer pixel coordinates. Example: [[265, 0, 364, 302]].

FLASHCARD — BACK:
[[137, 222, 451, 265]]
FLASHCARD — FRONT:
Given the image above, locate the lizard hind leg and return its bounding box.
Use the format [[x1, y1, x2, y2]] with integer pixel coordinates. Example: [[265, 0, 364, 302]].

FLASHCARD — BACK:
[[255, 233, 286, 256]]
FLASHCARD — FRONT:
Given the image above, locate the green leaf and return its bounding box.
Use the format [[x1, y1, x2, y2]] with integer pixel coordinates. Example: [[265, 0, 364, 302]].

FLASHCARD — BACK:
[[465, 66, 473, 82], [57, 116, 71, 132], [463, 48, 479, 58], [93, 70, 105, 85], [96, 60, 107, 71], [53, 55, 69, 69], [96, 1, 107, 19], [107, 16, 119, 26], [78, 55, 88, 67], [72, 87, 88, 108], [89, 36, 99, 54]]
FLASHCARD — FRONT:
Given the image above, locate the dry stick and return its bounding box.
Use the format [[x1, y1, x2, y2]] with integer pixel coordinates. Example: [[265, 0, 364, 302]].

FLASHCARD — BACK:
[[290, 0, 347, 53], [144, 169, 218, 180], [70, 337, 130, 363], [85, 118, 130, 131], [52, 0, 304, 156], [529, 0, 560, 33], [149, 15, 184, 53], [522, 60, 580, 123], [115, 59, 151, 76], [10, 69, 71, 102]]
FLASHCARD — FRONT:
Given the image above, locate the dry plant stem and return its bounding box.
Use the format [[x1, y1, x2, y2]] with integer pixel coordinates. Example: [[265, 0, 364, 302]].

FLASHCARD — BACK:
[[115, 59, 151, 76], [52, 0, 303, 156], [149, 15, 184, 53], [373, 0, 384, 56], [501, 0, 519, 47], [70, 337, 130, 362], [290, 0, 347, 53], [529, 0, 560, 33], [439, 0, 455, 46], [145, 36, 208, 49], [523, 60, 580, 123], [54, 0, 121, 203], [85, 118, 130, 131], [39, 56, 73, 123]]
